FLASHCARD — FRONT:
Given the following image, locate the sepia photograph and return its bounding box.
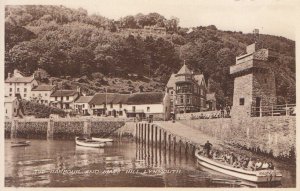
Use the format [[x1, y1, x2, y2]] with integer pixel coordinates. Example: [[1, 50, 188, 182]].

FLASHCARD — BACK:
[[1, 0, 298, 189]]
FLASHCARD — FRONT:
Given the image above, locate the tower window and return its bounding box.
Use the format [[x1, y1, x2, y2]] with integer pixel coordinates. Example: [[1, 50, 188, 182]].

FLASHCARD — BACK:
[[239, 98, 245, 105]]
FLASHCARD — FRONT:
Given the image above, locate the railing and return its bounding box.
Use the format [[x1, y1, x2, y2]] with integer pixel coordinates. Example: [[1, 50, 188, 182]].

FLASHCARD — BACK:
[[251, 104, 296, 117]]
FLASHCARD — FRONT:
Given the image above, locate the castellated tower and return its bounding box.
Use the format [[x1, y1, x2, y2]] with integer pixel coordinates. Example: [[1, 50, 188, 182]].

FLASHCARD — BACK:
[[230, 43, 277, 118]]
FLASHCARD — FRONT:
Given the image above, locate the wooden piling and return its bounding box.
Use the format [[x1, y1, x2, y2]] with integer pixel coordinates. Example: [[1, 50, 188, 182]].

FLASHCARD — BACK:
[[151, 124, 154, 146], [47, 119, 54, 139]]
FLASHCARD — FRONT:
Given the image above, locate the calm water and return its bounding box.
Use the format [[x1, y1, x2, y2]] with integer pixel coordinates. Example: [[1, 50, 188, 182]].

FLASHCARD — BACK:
[[5, 138, 295, 187]]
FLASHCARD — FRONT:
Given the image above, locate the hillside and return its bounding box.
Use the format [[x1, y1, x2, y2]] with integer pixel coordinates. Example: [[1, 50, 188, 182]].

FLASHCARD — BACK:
[[5, 5, 296, 105]]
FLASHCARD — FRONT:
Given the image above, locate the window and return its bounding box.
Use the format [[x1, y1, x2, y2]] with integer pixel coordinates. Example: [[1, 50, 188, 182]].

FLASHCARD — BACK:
[[55, 97, 57, 101], [17, 88, 20, 92], [132, 106, 136, 111], [120, 103, 122, 108], [83, 104, 85, 108], [45, 93, 47, 96], [14, 108, 16, 112], [171, 91, 173, 95], [32, 93, 35, 97], [180, 95, 183, 104], [10, 83, 12, 85], [239, 98, 245, 105], [24, 94, 27, 97], [119, 111, 123, 116], [24, 88, 27, 92], [66, 96, 69, 101], [9, 88, 12, 92], [24, 83, 27, 85], [45, 100, 48, 104], [6, 109, 7, 114], [147, 107, 150, 112], [186, 98, 190, 104], [110, 103, 113, 108], [9, 94, 12, 96]]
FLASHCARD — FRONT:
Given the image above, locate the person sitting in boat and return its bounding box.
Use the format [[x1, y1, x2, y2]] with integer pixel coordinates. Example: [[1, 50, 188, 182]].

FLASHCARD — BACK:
[[229, 152, 236, 165], [261, 161, 269, 169], [268, 162, 274, 170], [203, 141, 213, 158], [233, 160, 241, 168], [255, 159, 263, 170], [242, 158, 249, 169], [247, 158, 255, 171]]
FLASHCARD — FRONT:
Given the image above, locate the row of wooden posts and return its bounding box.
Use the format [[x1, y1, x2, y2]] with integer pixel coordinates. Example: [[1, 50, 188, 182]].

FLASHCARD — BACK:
[[135, 123, 199, 157]]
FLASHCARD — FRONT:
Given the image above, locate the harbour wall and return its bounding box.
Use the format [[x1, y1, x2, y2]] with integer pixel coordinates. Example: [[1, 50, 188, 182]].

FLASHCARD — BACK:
[[180, 116, 296, 158], [5, 118, 125, 139]]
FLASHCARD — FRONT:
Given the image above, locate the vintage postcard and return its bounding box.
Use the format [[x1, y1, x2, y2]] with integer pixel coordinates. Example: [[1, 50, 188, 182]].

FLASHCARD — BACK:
[[0, 0, 299, 190]]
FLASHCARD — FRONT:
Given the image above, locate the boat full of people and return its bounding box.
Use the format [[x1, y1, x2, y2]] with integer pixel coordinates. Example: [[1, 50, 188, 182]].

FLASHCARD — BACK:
[[75, 137, 106, 148], [195, 149, 282, 183]]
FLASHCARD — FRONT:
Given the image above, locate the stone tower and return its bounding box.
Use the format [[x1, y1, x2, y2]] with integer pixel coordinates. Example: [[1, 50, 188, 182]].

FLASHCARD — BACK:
[[230, 43, 277, 118]]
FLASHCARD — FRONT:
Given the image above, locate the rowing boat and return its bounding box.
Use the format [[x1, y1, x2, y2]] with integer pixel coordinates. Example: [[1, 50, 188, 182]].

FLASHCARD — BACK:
[[11, 141, 31, 147], [195, 150, 282, 183], [75, 137, 105, 148], [91, 137, 113, 142]]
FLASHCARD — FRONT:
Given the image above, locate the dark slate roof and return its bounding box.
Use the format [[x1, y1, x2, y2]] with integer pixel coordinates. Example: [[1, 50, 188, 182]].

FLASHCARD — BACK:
[[89, 93, 130, 105], [5, 76, 35, 83], [127, 92, 165, 105], [32, 85, 55, 91], [75, 96, 93, 103], [51, 90, 78, 97]]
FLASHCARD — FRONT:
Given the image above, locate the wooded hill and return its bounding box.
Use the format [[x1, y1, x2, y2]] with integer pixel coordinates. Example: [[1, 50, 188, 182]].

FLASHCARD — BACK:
[[5, 5, 295, 105]]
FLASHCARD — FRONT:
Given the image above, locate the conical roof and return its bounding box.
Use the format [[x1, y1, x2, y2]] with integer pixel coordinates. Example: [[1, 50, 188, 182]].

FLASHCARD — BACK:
[[177, 63, 192, 75]]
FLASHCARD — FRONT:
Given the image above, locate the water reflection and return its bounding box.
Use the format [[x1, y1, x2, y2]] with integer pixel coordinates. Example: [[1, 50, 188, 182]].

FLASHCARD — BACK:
[[5, 138, 293, 187]]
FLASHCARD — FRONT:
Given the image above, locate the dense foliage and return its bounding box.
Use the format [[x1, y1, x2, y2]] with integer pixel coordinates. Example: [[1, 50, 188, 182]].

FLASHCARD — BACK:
[[5, 5, 295, 105]]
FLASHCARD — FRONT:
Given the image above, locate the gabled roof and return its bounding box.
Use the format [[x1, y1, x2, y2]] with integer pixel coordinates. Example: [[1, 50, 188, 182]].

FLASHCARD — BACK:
[[177, 64, 192, 75], [206, 93, 216, 101], [5, 76, 35, 83], [51, 90, 78, 97], [75, 96, 94, 103], [32, 85, 55, 91], [127, 92, 165, 105], [89, 93, 130, 105], [194, 74, 206, 88], [166, 73, 176, 88]]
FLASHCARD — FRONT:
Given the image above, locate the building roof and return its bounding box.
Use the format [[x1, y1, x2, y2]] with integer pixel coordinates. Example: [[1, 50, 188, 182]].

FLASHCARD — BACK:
[[32, 85, 55, 91], [5, 76, 35, 83], [127, 92, 165, 105], [177, 64, 192, 75], [4, 97, 17, 103], [206, 93, 216, 101], [166, 73, 176, 88], [194, 74, 206, 87], [51, 90, 78, 97], [75, 96, 94, 103], [89, 93, 130, 105]]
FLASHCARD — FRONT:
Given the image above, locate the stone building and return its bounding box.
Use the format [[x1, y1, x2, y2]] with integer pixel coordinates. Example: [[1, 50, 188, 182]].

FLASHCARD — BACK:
[[166, 63, 207, 114], [230, 43, 277, 118], [31, 85, 56, 105], [5, 69, 38, 100]]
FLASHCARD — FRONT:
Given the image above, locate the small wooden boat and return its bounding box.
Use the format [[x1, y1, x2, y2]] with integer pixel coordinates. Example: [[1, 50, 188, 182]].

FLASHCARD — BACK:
[[195, 150, 282, 183], [91, 137, 113, 142], [75, 137, 105, 148], [11, 141, 31, 147]]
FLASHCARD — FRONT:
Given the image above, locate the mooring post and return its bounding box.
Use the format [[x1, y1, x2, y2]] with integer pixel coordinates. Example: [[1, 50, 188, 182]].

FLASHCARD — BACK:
[[144, 124, 147, 144], [164, 131, 167, 150], [47, 119, 54, 139], [159, 128, 162, 149], [168, 134, 171, 152], [147, 124, 150, 145], [173, 136, 176, 153], [135, 123, 138, 143], [151, 124, 154, 146], [155, 125, 158, 148]]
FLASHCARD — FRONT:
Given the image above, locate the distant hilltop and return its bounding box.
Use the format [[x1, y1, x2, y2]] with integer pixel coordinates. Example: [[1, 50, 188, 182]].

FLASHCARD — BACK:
[[5, 5, 295, 105]]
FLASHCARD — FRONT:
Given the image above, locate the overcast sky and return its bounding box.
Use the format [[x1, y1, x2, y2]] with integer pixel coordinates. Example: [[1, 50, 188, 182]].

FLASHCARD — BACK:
[[5, 0, 300, 40]]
